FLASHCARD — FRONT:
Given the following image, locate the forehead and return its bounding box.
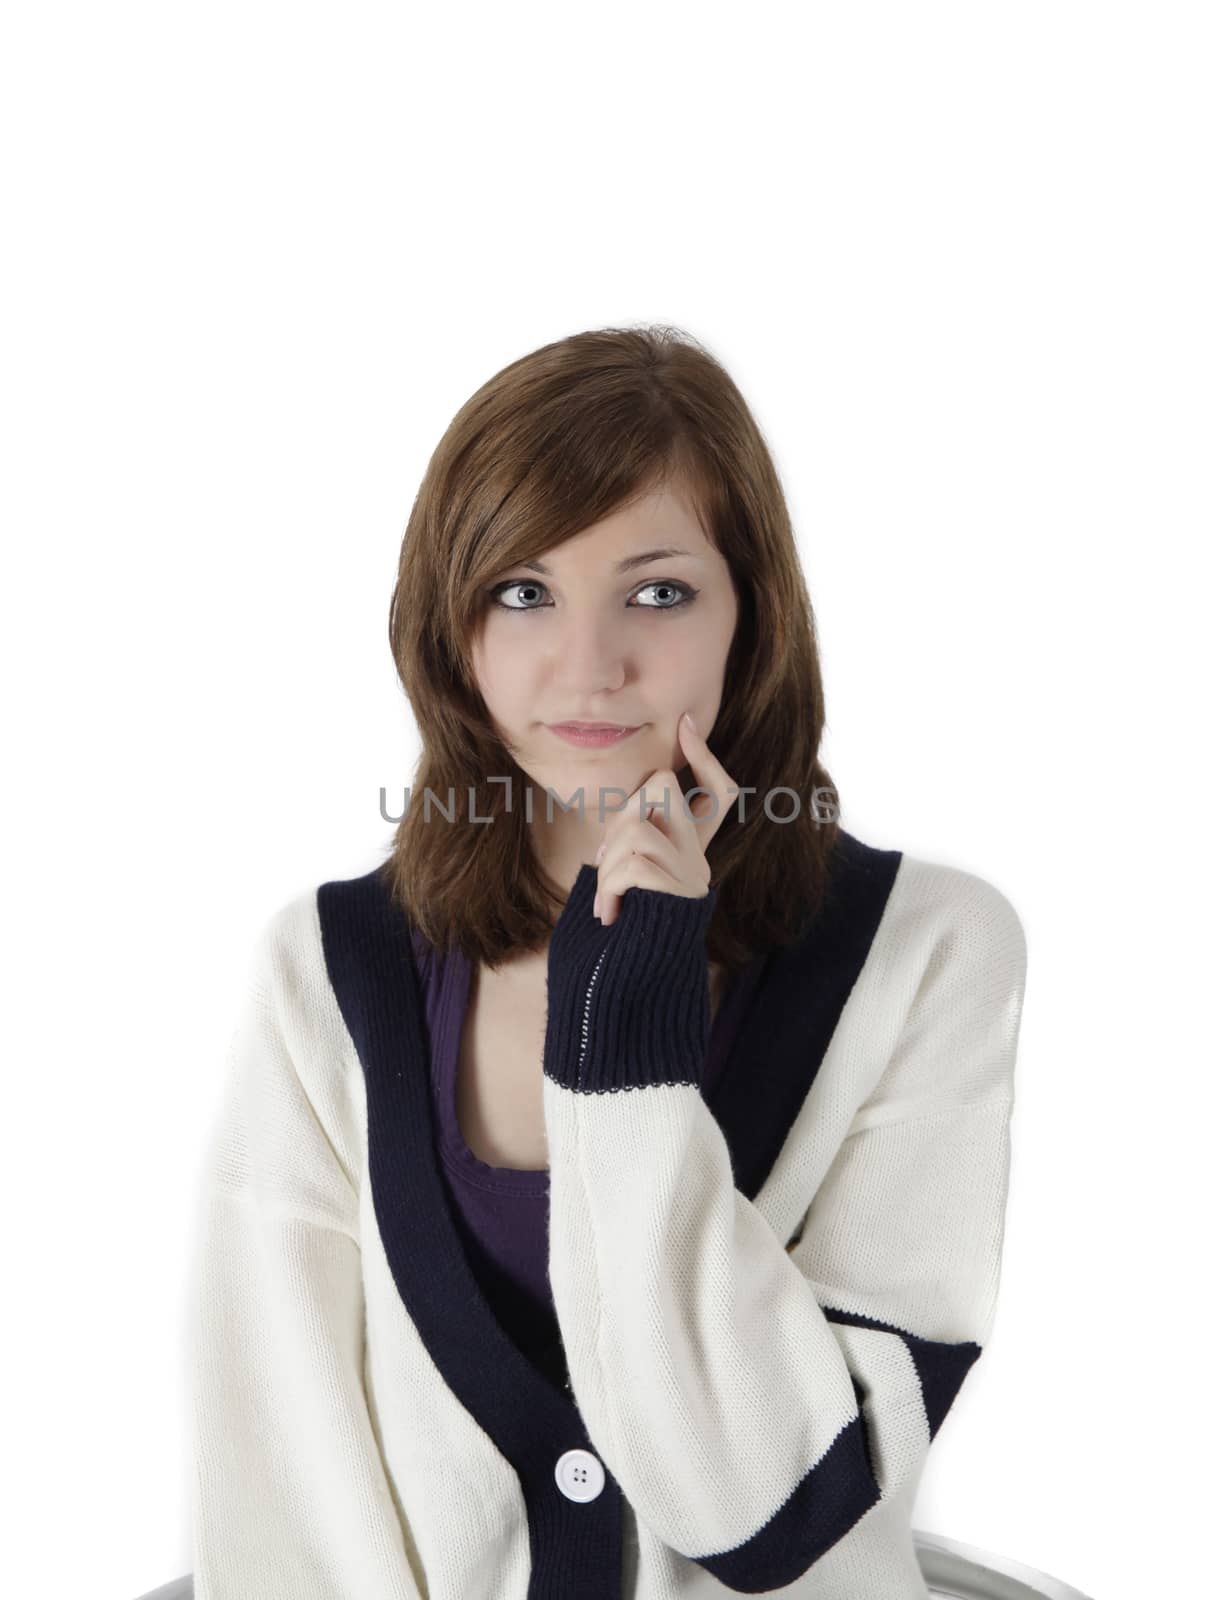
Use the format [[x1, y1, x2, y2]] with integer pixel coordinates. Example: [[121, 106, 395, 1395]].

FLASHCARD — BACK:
[[522, 484, 715, 575]]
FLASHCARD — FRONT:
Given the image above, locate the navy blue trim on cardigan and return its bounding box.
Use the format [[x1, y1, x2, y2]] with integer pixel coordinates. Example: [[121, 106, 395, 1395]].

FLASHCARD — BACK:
[[315, 828, 966, 1595], [821, 1307, 982, 1442], [318, 860, 628, 1597]]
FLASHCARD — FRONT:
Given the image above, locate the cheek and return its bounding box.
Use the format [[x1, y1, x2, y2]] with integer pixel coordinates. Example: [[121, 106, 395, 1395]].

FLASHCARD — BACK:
[[472, 622, 533, 715], [645, 613, 729, 690]]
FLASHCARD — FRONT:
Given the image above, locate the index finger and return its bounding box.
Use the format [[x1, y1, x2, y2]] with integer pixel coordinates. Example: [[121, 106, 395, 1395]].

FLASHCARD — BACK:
[[675, 712, 739, 850]]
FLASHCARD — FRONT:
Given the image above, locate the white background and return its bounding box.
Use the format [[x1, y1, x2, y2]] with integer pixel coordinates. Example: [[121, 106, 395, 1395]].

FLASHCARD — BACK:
[[4, 4, 1208, 1597]]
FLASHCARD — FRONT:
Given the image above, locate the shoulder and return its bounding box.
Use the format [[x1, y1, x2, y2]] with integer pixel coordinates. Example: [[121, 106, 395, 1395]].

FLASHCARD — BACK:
[[206, 884, 365, 1231], [239, 881, 365, 1134], [832, 842, 1028, 1124], [884, 849, 1027, 981], [245, 883, 328, 1003], [827, 829, 1026, 986]]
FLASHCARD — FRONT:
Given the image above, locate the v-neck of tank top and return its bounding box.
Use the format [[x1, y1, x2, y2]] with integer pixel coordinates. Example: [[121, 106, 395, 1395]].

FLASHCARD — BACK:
[[408, 922, 769, 1196]]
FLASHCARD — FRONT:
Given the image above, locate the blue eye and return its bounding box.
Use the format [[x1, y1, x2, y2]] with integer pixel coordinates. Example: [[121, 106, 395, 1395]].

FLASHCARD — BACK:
[[487, 579, 699, 613], [634, 580, 699, 611]]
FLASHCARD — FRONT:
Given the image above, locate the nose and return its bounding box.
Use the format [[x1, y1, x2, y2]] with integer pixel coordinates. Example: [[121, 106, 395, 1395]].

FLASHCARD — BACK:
[[549, 608, 627, 696]]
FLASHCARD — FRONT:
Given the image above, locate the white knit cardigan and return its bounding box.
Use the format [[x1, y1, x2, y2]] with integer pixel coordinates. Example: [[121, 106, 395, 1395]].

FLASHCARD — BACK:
[[188, 829, 1028, 1598]]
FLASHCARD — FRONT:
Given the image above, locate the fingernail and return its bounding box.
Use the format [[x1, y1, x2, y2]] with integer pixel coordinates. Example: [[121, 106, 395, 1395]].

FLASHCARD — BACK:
[[593, 891, 601, 920], [684, 711, 697, 732]]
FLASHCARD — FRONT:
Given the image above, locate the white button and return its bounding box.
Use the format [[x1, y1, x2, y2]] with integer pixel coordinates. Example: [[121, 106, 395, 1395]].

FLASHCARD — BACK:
[[554, 1448, 606, 1503]]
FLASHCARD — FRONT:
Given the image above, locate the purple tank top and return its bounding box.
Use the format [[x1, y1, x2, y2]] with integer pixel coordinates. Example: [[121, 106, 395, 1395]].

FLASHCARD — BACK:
[[408, 923, 767, 1394]]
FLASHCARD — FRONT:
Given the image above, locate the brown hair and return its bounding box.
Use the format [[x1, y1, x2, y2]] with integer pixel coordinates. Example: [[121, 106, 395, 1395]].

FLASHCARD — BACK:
[[383, 323, 841, 978]]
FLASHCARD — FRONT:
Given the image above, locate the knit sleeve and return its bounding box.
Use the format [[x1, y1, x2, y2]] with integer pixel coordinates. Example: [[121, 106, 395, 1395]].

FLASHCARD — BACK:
[[541, 862, 1026, 1593], [188, 896, 422, 1600]]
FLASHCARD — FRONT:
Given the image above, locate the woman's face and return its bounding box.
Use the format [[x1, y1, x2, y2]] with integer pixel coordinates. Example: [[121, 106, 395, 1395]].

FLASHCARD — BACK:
[[470, 481, 739, 820]]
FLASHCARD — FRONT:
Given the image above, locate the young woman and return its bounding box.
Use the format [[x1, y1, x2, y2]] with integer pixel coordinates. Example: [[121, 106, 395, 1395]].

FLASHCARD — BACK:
[[188, 325, 1028, 1599]]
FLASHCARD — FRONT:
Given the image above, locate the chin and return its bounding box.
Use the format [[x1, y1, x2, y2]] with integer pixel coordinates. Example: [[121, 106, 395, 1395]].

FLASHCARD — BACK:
[[520, 756, 643, 811]]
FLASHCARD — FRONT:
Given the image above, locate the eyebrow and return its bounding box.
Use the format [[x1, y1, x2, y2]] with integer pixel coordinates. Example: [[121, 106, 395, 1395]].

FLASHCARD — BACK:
[[518, 547, 704, 576]]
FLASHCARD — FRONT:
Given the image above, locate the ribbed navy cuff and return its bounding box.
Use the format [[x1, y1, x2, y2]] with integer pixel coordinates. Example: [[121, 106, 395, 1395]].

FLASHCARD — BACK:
[[544, 862, 718, 1094]]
